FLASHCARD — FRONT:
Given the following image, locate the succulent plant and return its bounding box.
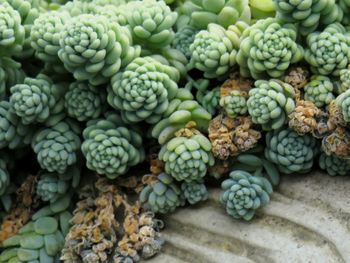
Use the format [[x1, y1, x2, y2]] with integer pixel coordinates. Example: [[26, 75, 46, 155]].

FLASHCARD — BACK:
[[0, 159, 10, 197], [237, 18, 303, 79], [335, 89, 350, 122], [172, 26, 198, 60], [0, 2, 25, 56], [0, 57, 25, 99], [220, 170, 272, 221], [265, 128, 318, 174], [82, 114, 145, 179], [9, 74, 66, 126], [189, 22, 248, 79], [319, 152, 350, 176], [274, 0, 342, 36], [123, 0, 178, 50], [247, 79, 295, 130], [107, 57, 179, 124], [60, 0, 98, 16], [140, 173, 183, 214], [181, 180, 208, 205], [197, 87, 220, 116], [250, 0, 276, 19], [32, 120, 81, 174], [159, 131, 214, 182], [65, 81, 106, 122], [339, 0, 350, 25], [337, 67, 350, 94], [220, 90, 248, 118], [305, 23, 350, 76], [304, 75, 335, 107], [58, 13, 141, 85], [176, 0, 251, 29]]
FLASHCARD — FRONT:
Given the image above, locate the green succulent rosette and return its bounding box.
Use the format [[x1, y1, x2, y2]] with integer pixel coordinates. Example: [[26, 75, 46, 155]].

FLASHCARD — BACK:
[[81, 114, 145, 179], [107, 57, 179, 124], [265, 128, 318, 174], [9, 74, 66, 125], [60, 0, 98, 16], [335, 88, 350, 122], [337, 67, 350, 94], [189, 22, 248, 79], [65, 81, 106, 122], [197, 87, 220, 116], [0, 57, 25, 99], [172, 26, 198, 59], [181, 180, 208, 205], [220, 170, 272, 221], [237, 18, 303, 79], [305, 23, 350, 76], [0, 159, 10, 197], [0, 2, 25, 56], [0, 100, 33, 150], [30, 10, 70, 73], [159, 132, 214, 182], [274, 0, 342, 36], [176, 0, 251, 29], [32, 120, 81, 174], [247, 79, 295, 130], [220, 90, 247, 118], [58, 13, 141, 85], [0, 212, 71, 263], [151, 89, 212, 144], [304, 75, 334, 107], [319, 152, 350, 176], [123, 0, 178, 50], [140, 173, 183, 214]]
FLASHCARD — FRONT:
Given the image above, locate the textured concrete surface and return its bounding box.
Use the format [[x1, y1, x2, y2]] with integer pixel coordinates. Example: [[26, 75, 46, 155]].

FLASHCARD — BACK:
[[148, 171, 350, 263]]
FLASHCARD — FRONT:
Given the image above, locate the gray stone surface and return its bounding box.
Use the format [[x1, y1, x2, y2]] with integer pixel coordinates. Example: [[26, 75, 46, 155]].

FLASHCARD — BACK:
[[147, 171, 350, 263]]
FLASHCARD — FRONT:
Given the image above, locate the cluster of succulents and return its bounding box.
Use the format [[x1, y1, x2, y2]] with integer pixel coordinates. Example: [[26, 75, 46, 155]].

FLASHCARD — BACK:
[[1, 0, 350, 261]]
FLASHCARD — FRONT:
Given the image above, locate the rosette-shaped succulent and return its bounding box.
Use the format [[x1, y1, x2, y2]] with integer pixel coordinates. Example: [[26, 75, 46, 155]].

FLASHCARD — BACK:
[[181, 181, 208, 205], [0, 101, 33, 149], [247, 80, 295, 130], [65, 81, 106, 122], [32, 120, 81, 174], [124, 0, 178, 50], [58, 14, 141, 85], [319, 152, 350, 176], [107, 57, 179, 124], [265, 128, 318, 174], [237, 18, 303, 79], [0, 2, 25, 56], [82, 114, 145, 179], [335, 89, 350, 122], [274, 0, 341, 36], [176, 0, 251, 29], [140, 173, 182, 214], [60, 0, 98, 16], [30, 10, 70, 73], [0, 213, 71, 263], [338, 67, 350, 94], [305, 23, 350, 76], [189, 22, 248, 79], [0, 159, 9, 197], [37, 166, 80, 203], [0, 57, 25, 99], [172, 26, 198, 59], [220, 90, 248, 118], [197, 87, 220, 116], [304, 76, 335, 107], [220, 170, 272, 221], [159, 131, 214, 182], [9, 74, 66, 125]]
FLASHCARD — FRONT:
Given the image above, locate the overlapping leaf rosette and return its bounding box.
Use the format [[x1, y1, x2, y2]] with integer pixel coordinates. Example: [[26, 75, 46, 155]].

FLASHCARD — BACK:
[[220, 90, 248, 118], [0, 58, 25, 99], [303, 75, 335, 107], [181, 180, 208, 205], [189, 22, 248, 79], [81, 113, 145, 179], [197, 87, 220, 116], [9, 74, 66, 126], [274, 0, 342, 36], [337, 67, 350, 94], [58, 13, 141, 85], [319, 152, 350, 176], [220, 170, 273, 221], [140, 173, 183, 214], [107, 56, 180, 124], [335, 88, 350, 122], [305, 23, 350, 76], [32, 120, 81, 174], [247, 79, 295, 130], [176, 0, 251, 29], [265, 128, 318, 174], [172, 26, 198, 59], [237, 18, 303, 79], [65, 81, 106, 122]]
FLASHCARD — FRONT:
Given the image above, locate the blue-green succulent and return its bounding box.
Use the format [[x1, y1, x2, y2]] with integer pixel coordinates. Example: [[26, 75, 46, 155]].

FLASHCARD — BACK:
[[304, 75, 335, 107], [319, 152, 350, 176], [181, 180, 208, 205]]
